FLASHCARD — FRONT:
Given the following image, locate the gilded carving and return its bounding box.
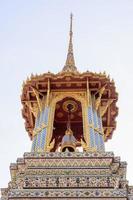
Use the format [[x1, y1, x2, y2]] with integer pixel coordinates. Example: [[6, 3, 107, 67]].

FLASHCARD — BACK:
[[45, 91, 89, 152]]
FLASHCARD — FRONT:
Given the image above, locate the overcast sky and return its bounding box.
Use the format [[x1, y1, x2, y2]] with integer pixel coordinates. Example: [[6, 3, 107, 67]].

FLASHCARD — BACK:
[[0, 0, 133, 192]]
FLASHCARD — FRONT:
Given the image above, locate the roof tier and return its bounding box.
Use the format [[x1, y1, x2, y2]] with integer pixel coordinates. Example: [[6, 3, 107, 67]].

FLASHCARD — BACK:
[[21, 70, 118, 142]]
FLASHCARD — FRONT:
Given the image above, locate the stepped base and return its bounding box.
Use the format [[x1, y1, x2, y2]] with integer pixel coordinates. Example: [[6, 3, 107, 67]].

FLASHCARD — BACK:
[[1, 152, 133, 200]]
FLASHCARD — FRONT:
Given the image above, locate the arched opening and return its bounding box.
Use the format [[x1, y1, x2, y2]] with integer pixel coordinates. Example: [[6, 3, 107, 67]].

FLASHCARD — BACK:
[[51, 97, 83, 152]]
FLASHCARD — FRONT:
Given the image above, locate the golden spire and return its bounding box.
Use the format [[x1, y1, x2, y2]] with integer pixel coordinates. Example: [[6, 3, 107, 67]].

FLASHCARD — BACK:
[[62, 13, 78, 73]]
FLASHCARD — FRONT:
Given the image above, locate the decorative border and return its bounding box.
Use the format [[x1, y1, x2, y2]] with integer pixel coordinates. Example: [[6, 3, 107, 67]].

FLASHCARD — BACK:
[[8, 188, 127, 198]]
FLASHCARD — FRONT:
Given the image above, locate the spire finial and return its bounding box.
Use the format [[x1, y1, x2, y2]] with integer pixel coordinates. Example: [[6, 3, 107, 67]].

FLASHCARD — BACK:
[[62, 13, 78, 73], [70, 13, 73, 40]]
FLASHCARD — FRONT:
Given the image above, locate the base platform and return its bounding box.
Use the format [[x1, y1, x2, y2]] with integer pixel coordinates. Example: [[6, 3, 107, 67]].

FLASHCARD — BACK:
[[1, 152, 133, 199]]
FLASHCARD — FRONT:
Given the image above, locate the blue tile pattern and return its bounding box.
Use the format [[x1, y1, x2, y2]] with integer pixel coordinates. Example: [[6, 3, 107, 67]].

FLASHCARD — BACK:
[[88, 107, 93, 124], [31, 135, 37, 151], [89, 127, 95, 148], [31, 106, 50, 152], [99, 134, 105, 151], [93, 109, 98, 128], [87, 103, 105, 152], [94, 131, 99, 150]]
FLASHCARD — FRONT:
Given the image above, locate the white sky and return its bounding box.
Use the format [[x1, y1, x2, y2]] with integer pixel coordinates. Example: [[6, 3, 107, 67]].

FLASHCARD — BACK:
[[0, 0, 133, 192]]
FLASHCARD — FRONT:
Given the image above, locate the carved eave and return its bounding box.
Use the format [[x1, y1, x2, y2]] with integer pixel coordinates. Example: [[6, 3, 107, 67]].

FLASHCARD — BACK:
[[21, 70, 118, 141]]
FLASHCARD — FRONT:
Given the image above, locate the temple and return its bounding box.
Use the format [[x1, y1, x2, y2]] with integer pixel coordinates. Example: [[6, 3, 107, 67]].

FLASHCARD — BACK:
[[1, 14, 133, 200]]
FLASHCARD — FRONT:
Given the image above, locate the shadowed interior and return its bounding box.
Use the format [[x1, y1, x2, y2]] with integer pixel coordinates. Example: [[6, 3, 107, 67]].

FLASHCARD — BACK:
[[52, 97, 83, 151]]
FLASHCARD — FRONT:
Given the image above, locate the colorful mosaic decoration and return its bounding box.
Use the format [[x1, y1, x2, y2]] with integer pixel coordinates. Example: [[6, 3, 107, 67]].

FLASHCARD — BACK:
[[1, 14, 133, 200], [1, 152, 133, 199]]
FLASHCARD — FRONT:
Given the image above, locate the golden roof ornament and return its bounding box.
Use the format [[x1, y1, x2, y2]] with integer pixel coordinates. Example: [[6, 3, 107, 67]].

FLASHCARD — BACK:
[[21, 15, 118, 143], [62, 13, 78, 73]]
